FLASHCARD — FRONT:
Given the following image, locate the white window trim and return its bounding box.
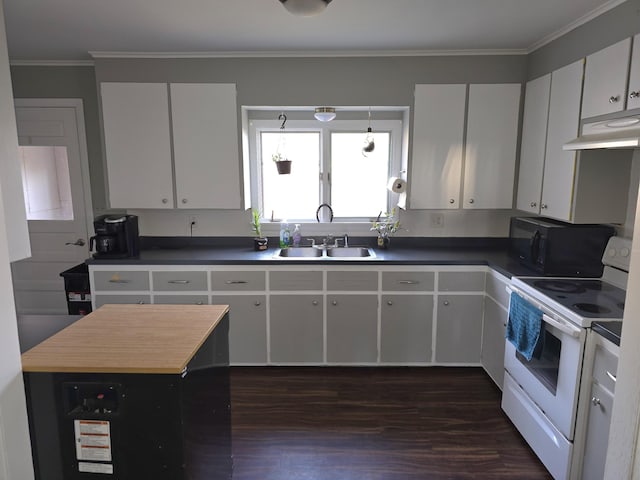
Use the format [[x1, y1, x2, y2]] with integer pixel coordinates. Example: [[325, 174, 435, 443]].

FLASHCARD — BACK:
[[248, 118, 403, 224]]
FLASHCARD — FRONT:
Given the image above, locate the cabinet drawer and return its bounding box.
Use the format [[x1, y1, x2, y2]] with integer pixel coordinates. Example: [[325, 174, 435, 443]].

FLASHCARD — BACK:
[[154, 294, 208, 305], [270, 271, 323, 291], [93, 271, 149, 291], [439, 271, 485, 292], [485, 272, 510, 307], [327, 271, 377, 291], [152, 271, 207, 291], [382, 272, 434, 291], [211, 271, 265, 291], [94, 294, 150, 308], [593, 342, 619, 393]]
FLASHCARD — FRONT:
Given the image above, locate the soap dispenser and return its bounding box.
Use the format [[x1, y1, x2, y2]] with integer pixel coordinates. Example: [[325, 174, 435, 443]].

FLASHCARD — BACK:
[[279, 221, 290, 248], [292, 224, 302, 247]]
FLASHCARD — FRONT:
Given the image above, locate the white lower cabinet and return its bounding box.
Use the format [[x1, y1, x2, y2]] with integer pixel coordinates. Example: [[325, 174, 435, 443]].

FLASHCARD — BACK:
[[89, 265, 503, 369], [435, 294, 484, 364], [212, 294, 267, 364], [326, 294, 378, 364], [270, 294, 323, 364], [381, 294, 433, 363]]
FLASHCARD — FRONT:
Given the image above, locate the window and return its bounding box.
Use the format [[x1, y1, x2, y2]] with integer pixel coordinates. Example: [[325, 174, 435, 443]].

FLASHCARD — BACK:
[[249, 117, 403, 222]]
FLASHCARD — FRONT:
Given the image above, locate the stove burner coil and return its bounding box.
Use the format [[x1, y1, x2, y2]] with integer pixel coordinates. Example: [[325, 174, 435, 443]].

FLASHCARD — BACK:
[[533, 280, 586, 294], [572, 303, 612, 314]]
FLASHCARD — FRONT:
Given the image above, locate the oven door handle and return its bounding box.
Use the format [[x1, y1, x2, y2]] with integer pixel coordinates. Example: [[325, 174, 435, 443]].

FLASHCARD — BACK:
[[506, 286, 582, 338]]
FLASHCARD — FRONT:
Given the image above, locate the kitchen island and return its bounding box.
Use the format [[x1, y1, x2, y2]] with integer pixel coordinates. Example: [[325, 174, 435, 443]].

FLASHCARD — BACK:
[[22, 304, 231, 480]]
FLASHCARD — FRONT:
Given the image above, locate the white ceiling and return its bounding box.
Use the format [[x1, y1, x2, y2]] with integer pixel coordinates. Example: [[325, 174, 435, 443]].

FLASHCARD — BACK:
[[3, 0, 626, 62]]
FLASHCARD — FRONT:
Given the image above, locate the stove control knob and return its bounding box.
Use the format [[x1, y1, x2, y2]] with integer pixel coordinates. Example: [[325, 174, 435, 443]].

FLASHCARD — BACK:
[[608, 248, 617, 257], [621, 247, 630, 257]]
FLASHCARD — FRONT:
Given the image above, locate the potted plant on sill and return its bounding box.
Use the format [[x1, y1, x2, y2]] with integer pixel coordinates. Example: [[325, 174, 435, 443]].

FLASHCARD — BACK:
[[251, 209, 268, 251], [272, 152, 292, 175], [371, 209, 401, 249]]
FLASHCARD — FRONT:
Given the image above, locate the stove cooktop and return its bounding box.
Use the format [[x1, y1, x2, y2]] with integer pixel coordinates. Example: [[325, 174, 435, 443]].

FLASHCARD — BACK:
[[518, 277, 626, 320]]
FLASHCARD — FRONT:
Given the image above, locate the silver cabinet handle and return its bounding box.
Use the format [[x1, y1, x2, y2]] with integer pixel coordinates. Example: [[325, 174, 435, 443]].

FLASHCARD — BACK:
[[312, 300, 319, 306], [332, 300, 338, 306], [162, 198, 168, 204], [630, 91, 639, 99], [387, 300, 393, 306], [609, 95, 620, 104], [253, 300, 261, 306], [540, 204, 548, 209], [137, 300, 145, 304], [181, 198, 188, 204], [530, 202, 537, 208], [592, 397, 601, 406], [606, 371, 617, 383], [109, 279, 131, 284], [65, 238, 86, 246], [399, 280, 419, 285], [449, 198, 455, 204], [226, 280, 248, 284], [468, 198, 475, 204], [196, 301, 203, 305], [443, 300, 450, 306], [168, 280, 190, 284]]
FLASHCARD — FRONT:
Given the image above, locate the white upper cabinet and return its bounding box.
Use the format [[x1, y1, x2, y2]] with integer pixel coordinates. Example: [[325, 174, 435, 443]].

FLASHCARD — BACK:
[[581, 38, 631, 119], [101, 83, 174, 209], [101, 82, 241, 210], [463, 83, 521, 209], [170, 83, 240, 209], [628, 34, 640, 111], [410, 84, 466, 209], [540, 60, 583, 221], [515, 74, 551, 214]]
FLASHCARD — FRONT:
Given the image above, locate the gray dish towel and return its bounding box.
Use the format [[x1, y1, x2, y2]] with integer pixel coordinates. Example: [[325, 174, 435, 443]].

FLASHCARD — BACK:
[[506, 293, 545, 361]]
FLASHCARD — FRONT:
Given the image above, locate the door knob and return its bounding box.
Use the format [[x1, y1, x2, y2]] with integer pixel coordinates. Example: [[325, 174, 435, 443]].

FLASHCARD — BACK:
[[65, 238, 86, 246], [630, 91, 639, 99], [591, 397, 601, 406], [530, 202, 537, 208], [608, 95, 620, 104]]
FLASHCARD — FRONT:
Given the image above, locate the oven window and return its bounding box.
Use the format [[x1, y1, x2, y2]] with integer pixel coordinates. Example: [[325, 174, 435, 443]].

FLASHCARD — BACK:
[[516, 330, 561, 395]]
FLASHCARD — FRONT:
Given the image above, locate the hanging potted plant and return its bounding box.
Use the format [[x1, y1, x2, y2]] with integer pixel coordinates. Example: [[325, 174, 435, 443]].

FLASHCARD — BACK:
[[371, 209, 401, 249], [272, 152, 292, 175], [251, 209, 268, 251]]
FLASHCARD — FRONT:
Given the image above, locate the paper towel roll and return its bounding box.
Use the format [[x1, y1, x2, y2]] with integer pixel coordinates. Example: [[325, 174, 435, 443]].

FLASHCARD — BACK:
[[387, 177, 407, 193]]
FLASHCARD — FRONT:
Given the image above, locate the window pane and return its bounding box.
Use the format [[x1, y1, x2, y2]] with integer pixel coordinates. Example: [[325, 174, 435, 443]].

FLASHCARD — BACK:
[[261, 132, 320, 220], [19, 146, 74, 220], [331, 132, 389, 217]]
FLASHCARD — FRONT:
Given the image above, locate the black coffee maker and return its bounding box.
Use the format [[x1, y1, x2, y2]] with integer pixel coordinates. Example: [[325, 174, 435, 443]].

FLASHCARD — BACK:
[[90, 215, 140, 259]]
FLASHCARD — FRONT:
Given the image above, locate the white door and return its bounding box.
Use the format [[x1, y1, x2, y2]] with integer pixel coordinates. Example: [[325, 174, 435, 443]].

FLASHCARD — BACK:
[[11, 100, 93, 314]]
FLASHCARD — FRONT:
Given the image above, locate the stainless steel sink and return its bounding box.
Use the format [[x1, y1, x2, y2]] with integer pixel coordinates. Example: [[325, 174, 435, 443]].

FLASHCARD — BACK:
[[276, 247, 323, 258], [325, 247, 374, 258], [275, 246, 375, 259]]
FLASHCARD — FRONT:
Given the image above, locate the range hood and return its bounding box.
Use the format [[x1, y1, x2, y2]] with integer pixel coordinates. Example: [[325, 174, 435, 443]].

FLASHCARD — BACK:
[[563, 115, 640, 150]]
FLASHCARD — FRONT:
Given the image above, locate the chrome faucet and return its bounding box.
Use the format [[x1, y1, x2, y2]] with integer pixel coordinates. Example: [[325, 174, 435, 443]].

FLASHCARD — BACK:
[[316, 203, 334, 223], [343, 233, 349, 248]]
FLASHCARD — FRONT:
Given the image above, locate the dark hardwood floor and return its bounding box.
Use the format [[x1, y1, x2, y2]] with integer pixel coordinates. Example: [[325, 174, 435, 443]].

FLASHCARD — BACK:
[[230, 367, 552, 480]]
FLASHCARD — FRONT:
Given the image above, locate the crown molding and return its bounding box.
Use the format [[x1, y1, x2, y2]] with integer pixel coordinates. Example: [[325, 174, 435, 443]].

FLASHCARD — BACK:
[[9, 59, 94, 67]]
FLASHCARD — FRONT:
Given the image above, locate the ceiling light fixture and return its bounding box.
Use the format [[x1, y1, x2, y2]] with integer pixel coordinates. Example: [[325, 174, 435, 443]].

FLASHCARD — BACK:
[[314, 107, 336, 122], [279, 0, 333, 17]]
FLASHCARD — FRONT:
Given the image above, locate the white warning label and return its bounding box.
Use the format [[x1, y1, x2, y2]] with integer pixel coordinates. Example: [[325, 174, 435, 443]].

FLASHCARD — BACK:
[[74, 420, 112, 462], [78, 462, 114, 474]]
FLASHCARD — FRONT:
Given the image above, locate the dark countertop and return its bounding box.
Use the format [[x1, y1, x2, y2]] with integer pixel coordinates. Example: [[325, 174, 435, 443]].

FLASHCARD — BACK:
[[86, 236, 540, 279], [592, 321, 622, 346]]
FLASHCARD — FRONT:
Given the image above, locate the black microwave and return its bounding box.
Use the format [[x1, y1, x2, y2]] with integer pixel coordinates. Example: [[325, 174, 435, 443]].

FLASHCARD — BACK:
[[509, 217, 615, 277]]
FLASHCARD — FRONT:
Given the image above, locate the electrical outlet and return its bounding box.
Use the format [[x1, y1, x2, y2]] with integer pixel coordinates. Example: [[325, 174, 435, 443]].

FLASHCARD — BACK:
[[187, 215, 198, 235], [430, 213, 445, 228]]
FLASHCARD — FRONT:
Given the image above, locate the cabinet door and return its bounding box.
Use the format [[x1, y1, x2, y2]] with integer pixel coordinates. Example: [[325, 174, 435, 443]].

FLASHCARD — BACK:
[[435, 295, 483, 363], [326, 295, 378, 364], [170, 83, 241, 209], [381, 294, 433, 363], [212, 294, 267, 364], [582, 38, 632, 119], [463, 84, 520, 209], [516, 74, 551, 214], [101, 83, 174, 208], [409, 84, 466, 209], [580, 383, 614, 480], [270, 295, 323, 363], [628, 34, 640, 111], [540, 59, 583, 221], [481, 297, 507, 389]]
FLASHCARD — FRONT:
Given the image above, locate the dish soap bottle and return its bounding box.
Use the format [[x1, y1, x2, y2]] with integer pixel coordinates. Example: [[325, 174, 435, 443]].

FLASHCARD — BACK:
[[292, 224, 302, 247], [279, 221, 290, 248]]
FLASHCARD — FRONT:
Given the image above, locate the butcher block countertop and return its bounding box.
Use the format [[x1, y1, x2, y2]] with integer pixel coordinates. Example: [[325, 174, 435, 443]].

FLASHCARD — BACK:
[[21, 304, 229, 374]]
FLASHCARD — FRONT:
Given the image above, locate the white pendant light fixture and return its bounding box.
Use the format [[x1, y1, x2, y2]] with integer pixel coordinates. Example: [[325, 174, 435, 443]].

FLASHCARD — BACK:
[[314, 107, 336, 122], [279, 0, 333, 17]]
